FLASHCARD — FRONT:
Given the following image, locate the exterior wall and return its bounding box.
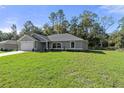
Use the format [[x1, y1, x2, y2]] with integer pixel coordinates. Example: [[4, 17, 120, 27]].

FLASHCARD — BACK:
[[18, 35, 35, 51], [18, 40, 88, 51], [0, 44, 5, 50], [49, 41, 67, 49], [20, 41, 34, 51], [49, 40, 88, 50], [62, 41, 70, 49], [49, 41, 71, 49], [17, 42, 21, 50], [18, 35, 88, 51], [5, 44, 18, 50], [75, 41, 88, 50], [0, 44, 18, 50]]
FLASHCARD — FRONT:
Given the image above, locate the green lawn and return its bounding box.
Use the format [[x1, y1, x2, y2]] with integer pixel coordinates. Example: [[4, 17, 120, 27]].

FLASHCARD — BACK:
[[0, 51, 4, 53], [0, 50, 124, 88]]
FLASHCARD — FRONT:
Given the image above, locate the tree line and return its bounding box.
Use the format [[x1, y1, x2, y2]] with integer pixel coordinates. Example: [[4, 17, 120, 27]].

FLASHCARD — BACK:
[[0, 9, 124, 49]]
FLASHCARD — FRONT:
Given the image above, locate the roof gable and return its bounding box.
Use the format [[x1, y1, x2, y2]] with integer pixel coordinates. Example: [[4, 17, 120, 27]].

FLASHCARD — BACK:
[[18, 35, 37, 41], [31, 33, 49, 42]]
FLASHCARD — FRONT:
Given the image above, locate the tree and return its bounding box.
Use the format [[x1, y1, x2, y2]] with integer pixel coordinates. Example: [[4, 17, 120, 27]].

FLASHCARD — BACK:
[[0, 31, 3, 41], [43, 23, 53, 35], [48, 9, 66, 34], [61, 20, 69, 33], [56, 9, 65, 33], [11, 24, 18, 40], [70, 16, 79, 36], [109, 31, 124, 48], [20, 20, 42, 36], [49, 12, 57, 31], [79, 10, 98, 34], [118, 17, 124, 31], [100, 16, 114, 31], [20, 20, 34, 35], [78, 10, 99, 42], [109, 17, 124, 48], [1, 32, 13, 40], [57, 9, 65, 25], [98, 16, 114, 47], [88, 22, 108, 48]]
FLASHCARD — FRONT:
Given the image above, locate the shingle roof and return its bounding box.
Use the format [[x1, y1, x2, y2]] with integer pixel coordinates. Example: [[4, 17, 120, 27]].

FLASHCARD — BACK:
[[26, 33, 85, 42], [0, 40, 17, 44], [48, 33, 84, 41], [31, 33, 49, 42]]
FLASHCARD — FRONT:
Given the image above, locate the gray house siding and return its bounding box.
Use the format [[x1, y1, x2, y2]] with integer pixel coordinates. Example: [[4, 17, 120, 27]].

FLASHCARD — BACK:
[[0, 40, 18, 50], [18, 33, 88, 51], [49, 40, 88, 50], [49, 41, 70, 49], [62, 41, 70, 49], [18, 35, 36, 51], [0, 44, 17, 50], [18, 35, 47, 51], [4, 44, 18, 50], [75, 41, 88, 50]]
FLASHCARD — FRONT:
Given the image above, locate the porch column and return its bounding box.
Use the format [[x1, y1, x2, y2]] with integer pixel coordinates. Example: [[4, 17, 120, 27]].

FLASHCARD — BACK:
[[46, 42, 48, 50]]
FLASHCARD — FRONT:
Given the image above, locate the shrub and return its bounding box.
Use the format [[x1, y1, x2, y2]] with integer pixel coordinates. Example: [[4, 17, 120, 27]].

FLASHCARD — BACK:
[[1, 48, 3, 51]]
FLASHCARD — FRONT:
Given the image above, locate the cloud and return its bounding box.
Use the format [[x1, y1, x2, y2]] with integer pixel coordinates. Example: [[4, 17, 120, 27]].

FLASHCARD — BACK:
[[0, 5, 6, 9], [0, 27, 21, 34], [5, 17, 18, 25], [100, 5, 124, 14], [0, 27, 11, 33], [0, 17, 21, 33], [0, 17, 18, 33]]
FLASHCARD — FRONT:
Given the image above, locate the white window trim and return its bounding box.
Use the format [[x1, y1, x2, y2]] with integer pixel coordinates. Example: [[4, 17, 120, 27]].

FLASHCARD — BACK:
[[51, 42, 63, 49]]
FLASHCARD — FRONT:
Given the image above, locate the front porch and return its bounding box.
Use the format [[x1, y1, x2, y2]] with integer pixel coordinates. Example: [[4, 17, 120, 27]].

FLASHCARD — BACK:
[[34, 41, 49, 51]]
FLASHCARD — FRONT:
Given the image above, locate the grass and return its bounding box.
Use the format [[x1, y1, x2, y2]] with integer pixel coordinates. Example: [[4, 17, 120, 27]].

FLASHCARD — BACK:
[[0, 51, 4, 53], [0, 50, 124, 88]]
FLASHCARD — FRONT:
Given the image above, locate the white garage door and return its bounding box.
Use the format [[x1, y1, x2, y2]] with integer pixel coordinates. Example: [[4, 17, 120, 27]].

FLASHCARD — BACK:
[[21, 41, 34, 51]]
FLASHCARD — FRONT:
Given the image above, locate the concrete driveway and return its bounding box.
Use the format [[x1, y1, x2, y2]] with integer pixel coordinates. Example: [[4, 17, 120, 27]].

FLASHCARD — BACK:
[[0, 51, 25, 57]]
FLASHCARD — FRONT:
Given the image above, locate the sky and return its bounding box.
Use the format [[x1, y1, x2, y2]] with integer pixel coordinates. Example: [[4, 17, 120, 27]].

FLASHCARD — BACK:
[[0, 5, 124, 33]]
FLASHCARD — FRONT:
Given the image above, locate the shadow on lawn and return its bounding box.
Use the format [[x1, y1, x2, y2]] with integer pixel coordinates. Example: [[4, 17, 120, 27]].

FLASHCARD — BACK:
[[82, 50, 106, 54], [36, 50, 106, 54], [64, 50, 106, 54]]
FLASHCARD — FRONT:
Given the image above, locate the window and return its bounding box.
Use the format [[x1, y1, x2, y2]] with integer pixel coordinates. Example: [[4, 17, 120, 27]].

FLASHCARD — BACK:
[[71, 42, 75, 48], [57, 43, 61, 48], [52, 43, 61, 48], [53, 43, 56, 48]]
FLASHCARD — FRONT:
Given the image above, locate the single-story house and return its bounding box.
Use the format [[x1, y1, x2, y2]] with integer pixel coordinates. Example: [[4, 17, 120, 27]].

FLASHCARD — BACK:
[[18, 33, 88, 51], [0, 40, 18, 50]]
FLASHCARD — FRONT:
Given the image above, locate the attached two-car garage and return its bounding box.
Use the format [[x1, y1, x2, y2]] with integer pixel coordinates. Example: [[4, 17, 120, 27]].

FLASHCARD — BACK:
[[20, 41, 34, 51], [18, 34, 49, 51], [18, 35, 36, 51]]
